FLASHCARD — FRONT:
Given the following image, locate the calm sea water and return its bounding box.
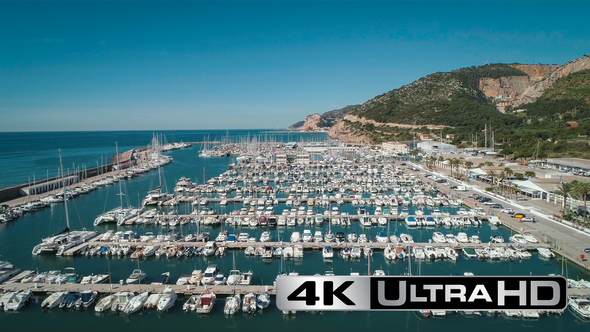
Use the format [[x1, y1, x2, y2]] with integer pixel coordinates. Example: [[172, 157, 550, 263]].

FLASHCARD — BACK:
[[0, 130, 589, 332]]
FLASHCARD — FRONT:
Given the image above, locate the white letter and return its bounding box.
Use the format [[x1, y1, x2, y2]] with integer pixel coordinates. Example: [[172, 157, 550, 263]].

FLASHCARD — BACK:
[[377, 280, 406, 306], [411, 284, 427, 302], [498, 281, 526, 306], [445, 285, 466, 302], [530, 281, 560, 306], [423, 285, 443, 302], [468, 285, 492, 302]]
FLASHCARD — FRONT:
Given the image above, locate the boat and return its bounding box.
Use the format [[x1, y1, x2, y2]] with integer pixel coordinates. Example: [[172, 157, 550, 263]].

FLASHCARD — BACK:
[[94, 294, 116, 312], [322, 246, 334, 259], [188, 270, 203, 285], [224, 293, 241, 315], [144, 293, 161, 310], [74, 290, 97, 309], [537, 247, 554, 259], [4, 290, 31, 311], [126, 269, 146, 284], [203, 241, 217, 256], [42, 291, 69, 309], [242, 292, 257, 314], [290, 231, 301, 243], [569, 297, 590, 319], [60, 292, 80, 309], [202, 264, 220, 285], [111, 292, 135, 312], [257, 291, 270, 309], [157, 287, 177, 312], [195, 290, 217, 314], [214, 274, 227, 285], [151, 272, 170, 285], [432, 232, 446, 243], [123, 291, 149, 314], [227, 270, 242, 285]]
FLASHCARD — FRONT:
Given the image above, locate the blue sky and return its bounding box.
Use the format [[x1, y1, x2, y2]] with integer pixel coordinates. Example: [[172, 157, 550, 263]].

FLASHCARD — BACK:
[[1, 1, 589, 131]]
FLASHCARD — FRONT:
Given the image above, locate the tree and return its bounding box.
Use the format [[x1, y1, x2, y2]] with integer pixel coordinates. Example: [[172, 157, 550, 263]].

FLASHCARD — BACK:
[[484, 161, 493, 167], [409, 149, 419, 158], [499, 170, 507, 196], [465, 161, 473, 169], [504, 168, 514, 198], [525, 171, 536, 178], [487, 170, 497, 191], [573, 180, 590, 224], [512, 184, 519, 200], [515, 173, 524, 180], [555, 181, 573, 217]]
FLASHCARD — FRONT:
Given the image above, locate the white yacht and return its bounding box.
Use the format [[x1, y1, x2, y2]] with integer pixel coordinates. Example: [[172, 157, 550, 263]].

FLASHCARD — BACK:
[[123, 291, 149, 314], [322, 246, 334, 259], [290, 231, 301, 243], [157, 287, 177, 312], [4, 290, 31, 311], [302, 229, 313, 242], [201, 264, 220, 285], [203, 241, 217, 256], [432, 232, 446, 243], [569, 297, 590, 319], [111, 292, 135, 312], [95, 294, 116, 312], [42, 291, 69, 309], [126, 269, 146, 284]]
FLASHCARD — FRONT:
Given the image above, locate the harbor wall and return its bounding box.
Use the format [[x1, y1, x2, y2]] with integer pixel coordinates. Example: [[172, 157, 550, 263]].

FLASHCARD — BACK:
[[0, 163, 115, 204]]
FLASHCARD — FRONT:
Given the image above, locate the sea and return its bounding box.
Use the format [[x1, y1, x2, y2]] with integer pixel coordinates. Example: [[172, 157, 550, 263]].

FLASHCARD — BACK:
[[0, 130, 589, 332]]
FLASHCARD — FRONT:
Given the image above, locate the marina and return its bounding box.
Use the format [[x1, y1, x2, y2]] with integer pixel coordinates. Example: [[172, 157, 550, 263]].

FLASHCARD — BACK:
[[1, 130, 590, 331]]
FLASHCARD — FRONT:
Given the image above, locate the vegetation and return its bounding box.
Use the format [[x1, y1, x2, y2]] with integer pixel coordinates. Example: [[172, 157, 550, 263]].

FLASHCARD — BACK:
[[345, 61, 590, 158]]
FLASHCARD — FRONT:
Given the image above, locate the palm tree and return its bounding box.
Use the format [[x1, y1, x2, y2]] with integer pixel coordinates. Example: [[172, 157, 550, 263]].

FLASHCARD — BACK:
[[504, 168, 514, 198], [484, 161, 493, 167], [555, 181, 573, 217], [464, 161, 473, 169], [573, 180, 590, 224], [525, 171, 536, 178], [451, 158, 461, 179], [487, 170, 497, 191], [512, 184, 519, 200], [498, 170, 506, 196]]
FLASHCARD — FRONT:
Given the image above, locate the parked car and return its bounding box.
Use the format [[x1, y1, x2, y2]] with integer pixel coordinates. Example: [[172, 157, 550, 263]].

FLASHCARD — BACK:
[[513, 212, 526, 219], [501, 208, 514, 214], [490, 204, 503, 209], [521, 216, 536, 222], [584, 248, 590, 254]]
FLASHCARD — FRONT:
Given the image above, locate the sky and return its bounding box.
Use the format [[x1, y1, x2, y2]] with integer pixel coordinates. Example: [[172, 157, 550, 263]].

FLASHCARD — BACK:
[[0, 1, 589, 132]]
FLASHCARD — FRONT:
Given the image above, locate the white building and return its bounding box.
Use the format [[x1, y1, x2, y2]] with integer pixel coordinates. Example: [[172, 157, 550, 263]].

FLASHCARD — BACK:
[[417, 141, 457, 153], [381, 142, 409, 154]]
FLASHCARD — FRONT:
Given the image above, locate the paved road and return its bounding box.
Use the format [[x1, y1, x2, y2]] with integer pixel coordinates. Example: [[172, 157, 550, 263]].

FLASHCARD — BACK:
[[409, 161, 590, 271]]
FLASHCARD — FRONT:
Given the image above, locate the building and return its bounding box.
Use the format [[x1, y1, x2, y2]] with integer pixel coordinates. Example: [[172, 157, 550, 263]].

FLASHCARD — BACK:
[[541, 158, 590, 175], [381, 142, 409, 154], [417, 141, 457, 153], [419, 134, 432, 140], [445, 134, 454, 139], [274, 154, 310, 165]]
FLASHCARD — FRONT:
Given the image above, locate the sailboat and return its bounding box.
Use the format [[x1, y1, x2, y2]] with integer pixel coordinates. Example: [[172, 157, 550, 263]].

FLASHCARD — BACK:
[[32, 150, 98, 256], [94, 142, 142, 226], [142, 135, 173, 206]]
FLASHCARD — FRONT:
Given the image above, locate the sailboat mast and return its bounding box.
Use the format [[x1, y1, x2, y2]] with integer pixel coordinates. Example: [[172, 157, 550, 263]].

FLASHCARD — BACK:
[[59, 149, 70, 229], [116, 142, 123, 209]]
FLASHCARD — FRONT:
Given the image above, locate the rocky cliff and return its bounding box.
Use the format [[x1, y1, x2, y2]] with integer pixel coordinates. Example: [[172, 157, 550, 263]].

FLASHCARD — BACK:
[[289, 104, 360, 130], [301, 113, 324, 131], [513, 55, 590, 107]]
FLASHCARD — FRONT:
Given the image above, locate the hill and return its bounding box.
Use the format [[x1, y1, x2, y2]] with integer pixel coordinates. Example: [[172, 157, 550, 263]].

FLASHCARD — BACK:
[[288, 104, 360, 130]]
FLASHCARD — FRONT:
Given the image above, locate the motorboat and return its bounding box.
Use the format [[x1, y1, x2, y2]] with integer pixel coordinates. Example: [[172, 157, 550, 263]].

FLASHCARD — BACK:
[[126, 269, 146, 284], [111, 292, 135, 312], [456, 232, 469, 243], [123, 291, 149, 314], [227, 270, 242, 285], [257, 292, 270, 310], [157, 287, 177, 312], [350, 245, 362, 259], [569, 297, 590, 319], [322, 246, 334, 259], [509, 234, 528, 245], [74, 290, 97, 309], [290, 231, 301, 243], [195, 290, 217, 314], [376, 231, 388, 243], [4, 290, 31, 311], [203, 241, 217, 256], [260, 231, 271, 242], [523, 232, 538, 243], [151, 272, 170, 285], [537, 247, 554, 259], [347, 231, 358, 243], [202, 264, 220, 285], [242, 292, 257, 314], [188, 270, 203, 285], [60, 292, 81, 309], [42, 291, 69, 309], [432, 232, 446, 243], [224, 293, 241, 315], [94, 294, 116, 312], [302, 229, 313, 242], [399, 233, 414, 243]]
